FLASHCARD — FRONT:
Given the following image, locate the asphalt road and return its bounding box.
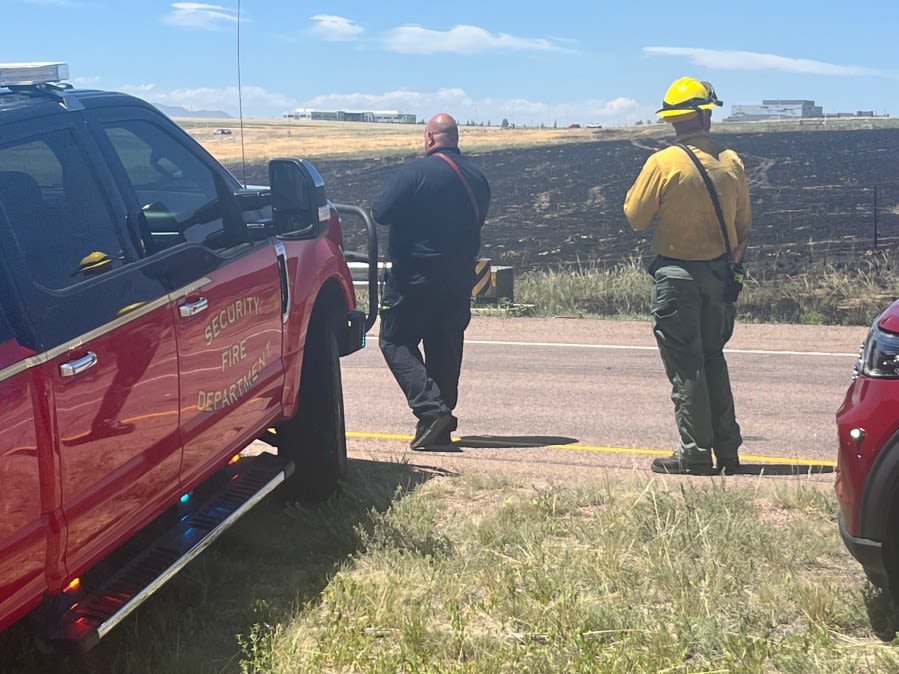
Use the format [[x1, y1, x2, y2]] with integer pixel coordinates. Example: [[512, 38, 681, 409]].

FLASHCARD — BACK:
[[341, 316, 868, 485]]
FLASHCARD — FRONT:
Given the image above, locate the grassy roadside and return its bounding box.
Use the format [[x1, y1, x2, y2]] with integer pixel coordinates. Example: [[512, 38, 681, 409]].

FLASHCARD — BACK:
[[513, 249, 899, 325], [254, 471, 895, 674], [350, 249, 898, 326], [6, 460, 898, 673]]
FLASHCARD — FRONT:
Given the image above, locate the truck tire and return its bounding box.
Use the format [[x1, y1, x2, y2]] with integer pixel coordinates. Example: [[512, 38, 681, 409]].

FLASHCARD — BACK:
[[276, 314, 347, 501]]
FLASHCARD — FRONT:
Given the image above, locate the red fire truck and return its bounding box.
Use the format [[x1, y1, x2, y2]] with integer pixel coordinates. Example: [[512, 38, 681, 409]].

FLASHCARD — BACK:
[[0, 62, 376, 652]]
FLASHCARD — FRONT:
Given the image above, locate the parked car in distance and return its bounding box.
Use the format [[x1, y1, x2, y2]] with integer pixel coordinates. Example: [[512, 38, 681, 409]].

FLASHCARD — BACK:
[[213, 127, 232, 135], [836, 298, 899, 592]]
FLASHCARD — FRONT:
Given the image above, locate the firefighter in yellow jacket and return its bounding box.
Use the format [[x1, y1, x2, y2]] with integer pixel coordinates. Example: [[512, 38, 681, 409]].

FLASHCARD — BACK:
[[624, 77, 752, 475]]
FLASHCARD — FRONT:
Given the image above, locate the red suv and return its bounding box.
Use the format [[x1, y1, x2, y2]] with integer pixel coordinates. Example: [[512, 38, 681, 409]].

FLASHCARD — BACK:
[[836, 299, 899, 591]]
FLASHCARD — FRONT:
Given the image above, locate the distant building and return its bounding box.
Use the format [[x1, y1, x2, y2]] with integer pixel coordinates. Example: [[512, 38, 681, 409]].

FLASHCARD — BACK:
[[824, 110, 889, 118], [284, 108, 416, 124], [726, 99, 823, 121]]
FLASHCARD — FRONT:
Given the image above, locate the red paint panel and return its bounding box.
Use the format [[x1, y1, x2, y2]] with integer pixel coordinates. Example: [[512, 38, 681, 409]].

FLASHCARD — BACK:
[[836, 377, 899, 535], [176, 246, 284, 489], [0, 339, 34, 370], [0, 364, 45, 630], [55, 305, 182, 578]]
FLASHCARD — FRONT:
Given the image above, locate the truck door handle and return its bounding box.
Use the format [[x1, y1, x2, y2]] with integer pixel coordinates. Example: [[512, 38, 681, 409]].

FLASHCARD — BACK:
[[60, 351, 98, 377], [179, 297, 209, 317]]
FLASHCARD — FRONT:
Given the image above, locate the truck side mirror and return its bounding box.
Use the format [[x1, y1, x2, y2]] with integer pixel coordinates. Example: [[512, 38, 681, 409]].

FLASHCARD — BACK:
[[268, 158, 328, 238]]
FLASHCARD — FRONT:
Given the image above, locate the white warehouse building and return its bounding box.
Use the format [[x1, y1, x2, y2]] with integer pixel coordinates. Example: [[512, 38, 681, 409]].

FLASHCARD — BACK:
[[726, 99, 823, 121], [284, 108, 417, 124]]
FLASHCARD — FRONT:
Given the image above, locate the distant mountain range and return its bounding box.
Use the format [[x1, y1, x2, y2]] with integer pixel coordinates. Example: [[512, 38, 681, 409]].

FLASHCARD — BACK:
[[154, 104, 233, 119]]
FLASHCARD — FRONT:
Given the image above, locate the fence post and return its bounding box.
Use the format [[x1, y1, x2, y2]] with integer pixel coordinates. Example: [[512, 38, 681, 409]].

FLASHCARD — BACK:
[[874, 185, 878, 249]]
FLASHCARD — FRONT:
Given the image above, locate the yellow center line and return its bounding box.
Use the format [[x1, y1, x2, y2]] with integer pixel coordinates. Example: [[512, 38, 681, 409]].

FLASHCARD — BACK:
[[345, 431, 837, 468]]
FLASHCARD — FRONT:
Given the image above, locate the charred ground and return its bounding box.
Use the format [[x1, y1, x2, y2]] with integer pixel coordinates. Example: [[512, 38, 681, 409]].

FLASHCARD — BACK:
[[233, 127, 899, 279]]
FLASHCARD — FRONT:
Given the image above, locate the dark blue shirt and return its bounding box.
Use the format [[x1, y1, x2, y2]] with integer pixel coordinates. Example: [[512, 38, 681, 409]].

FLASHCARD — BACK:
[[372, 146, 491, 297]]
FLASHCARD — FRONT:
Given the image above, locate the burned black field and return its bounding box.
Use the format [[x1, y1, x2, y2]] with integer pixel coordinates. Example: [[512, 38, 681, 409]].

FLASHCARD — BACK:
[[239, 127, 899, 279]]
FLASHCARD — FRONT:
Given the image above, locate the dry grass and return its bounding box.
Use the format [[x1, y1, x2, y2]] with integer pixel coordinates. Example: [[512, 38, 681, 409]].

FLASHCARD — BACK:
[[178, 115, 899, 164], [179, 118, 607, 163], [5, 459, 896, 672]]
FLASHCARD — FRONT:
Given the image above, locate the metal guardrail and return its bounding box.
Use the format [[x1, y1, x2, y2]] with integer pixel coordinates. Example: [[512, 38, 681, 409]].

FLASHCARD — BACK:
[[333, 203, 515, 310], [346, 258, 515, 304], [347, 260, 390, 286], [333, 203, 379, 332]]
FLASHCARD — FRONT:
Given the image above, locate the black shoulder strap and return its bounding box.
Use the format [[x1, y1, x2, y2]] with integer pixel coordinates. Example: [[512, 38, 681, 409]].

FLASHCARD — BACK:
[[434, 152, 481, 224], [675, 142, 733, 263]]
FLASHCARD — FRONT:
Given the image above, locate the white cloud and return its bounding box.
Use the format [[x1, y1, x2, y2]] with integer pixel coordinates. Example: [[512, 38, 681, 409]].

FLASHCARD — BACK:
[[163, 3, 238, 31], [644, 46, 879, 76], [71, 75, 102, 86], [300, 88, 641, 127], [305, 88, 472, 110], [115, 82, 643, 126], [120, 83, 296, 118], [122, 83, 157, 96], [385, 24, 572, 54], [309, 15, 363, 41]]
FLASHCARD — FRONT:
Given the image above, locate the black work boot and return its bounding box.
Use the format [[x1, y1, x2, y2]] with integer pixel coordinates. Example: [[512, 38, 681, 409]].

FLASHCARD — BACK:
[[716, 457, 741, 475], [651, 453, 715, 476], [411, 413, 456, 450]]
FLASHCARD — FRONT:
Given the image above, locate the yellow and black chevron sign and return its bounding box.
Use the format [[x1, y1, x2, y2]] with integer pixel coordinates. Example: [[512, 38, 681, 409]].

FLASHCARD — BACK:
[[472, 258, 492, 298]]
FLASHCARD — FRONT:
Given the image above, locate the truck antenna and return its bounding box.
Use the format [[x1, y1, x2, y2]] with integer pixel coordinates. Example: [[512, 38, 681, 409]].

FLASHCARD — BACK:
[[236, 0, 247, 186]]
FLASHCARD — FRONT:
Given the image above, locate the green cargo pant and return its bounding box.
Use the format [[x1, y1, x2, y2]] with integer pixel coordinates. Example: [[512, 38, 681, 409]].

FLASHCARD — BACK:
[[649, 256, 742, 465]]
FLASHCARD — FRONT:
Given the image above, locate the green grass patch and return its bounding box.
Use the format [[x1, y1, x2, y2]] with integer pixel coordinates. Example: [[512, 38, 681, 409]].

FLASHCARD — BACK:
[[513, 249, 899, 325], [251, 470, 896, 673], [6, 462, 898, 672]]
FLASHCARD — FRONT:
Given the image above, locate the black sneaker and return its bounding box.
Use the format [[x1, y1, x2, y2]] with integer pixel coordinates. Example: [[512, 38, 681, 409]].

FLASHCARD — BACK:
[[411, 422, 454, 448], [651, 454, 715, 475], [716, 458, 741, 475], [410, 413, 456, 450]]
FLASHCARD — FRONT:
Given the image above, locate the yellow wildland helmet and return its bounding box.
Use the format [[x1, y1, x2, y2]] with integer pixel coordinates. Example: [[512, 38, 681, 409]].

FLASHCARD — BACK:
[[656, 77, 723, 119], [75, 250, 112, 276]]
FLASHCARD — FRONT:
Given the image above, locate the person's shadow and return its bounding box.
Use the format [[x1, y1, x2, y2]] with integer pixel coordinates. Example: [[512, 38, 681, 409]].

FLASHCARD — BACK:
[[416, 435, 578, 452], [417, 438, 836, 478], [457, 435, 579, 449], [723, 463, 834, 476]]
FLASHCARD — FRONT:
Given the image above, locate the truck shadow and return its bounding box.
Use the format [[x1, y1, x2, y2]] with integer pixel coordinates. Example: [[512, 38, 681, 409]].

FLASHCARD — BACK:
[[2, 457, 444, 674], [863, 585, 899, 641]]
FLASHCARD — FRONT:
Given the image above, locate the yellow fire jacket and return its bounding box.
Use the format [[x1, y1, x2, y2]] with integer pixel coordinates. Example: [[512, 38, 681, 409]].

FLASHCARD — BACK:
[[623, 129, 752, 261]]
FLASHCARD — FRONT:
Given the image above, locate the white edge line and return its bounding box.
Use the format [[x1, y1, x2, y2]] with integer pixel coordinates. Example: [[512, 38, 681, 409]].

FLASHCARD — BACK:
[[465, 339, 857, 358]]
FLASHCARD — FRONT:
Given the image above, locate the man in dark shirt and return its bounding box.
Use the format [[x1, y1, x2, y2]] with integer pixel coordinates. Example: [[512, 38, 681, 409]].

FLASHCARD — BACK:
[[372, 112, 491, 450]]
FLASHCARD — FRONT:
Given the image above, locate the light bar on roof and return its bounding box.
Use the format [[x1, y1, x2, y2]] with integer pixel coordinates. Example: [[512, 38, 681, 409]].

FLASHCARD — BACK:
[[0, 62, 69, 87]]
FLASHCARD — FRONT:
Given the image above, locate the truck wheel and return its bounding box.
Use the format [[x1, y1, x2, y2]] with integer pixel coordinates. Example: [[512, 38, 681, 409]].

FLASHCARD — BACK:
[[276, 315, 347, 501]]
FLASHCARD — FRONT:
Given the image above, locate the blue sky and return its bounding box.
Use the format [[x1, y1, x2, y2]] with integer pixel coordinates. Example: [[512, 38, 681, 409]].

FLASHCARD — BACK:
[[6, 1, 899, 127]]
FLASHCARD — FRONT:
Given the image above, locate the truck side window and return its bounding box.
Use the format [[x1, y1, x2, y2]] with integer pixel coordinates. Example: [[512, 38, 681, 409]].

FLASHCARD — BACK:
[[0, 131, 126, 289], [102, 122, 241, 254]]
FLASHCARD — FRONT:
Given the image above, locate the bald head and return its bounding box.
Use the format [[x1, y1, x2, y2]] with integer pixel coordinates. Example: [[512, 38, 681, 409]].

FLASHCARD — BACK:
[[424, 112, 459, 153]]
